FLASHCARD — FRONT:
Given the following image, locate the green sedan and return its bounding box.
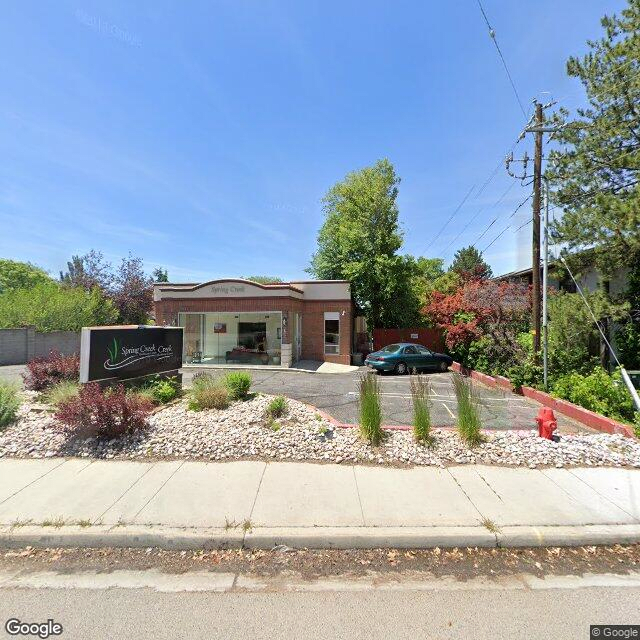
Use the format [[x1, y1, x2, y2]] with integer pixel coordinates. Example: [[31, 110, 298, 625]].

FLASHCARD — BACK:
[[364, 343, 453, 375]]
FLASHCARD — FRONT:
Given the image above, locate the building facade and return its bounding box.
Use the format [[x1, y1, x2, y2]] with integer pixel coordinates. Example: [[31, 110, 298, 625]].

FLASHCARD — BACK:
[[153, 279, 353, 367]]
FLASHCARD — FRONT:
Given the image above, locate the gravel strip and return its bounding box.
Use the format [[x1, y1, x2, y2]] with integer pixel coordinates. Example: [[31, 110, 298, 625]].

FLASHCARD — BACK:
[[0, 392, 638, 468]]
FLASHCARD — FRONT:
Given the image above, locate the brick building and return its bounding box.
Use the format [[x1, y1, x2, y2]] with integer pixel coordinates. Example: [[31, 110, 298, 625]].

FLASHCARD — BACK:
[[153, 279, 353, 367]]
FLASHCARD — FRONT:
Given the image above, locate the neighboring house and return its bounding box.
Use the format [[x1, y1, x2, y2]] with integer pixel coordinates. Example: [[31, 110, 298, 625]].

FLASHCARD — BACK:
[[494, 260, 631, 367], [494, 262, 629, 297], [153, 278, 354, 367]]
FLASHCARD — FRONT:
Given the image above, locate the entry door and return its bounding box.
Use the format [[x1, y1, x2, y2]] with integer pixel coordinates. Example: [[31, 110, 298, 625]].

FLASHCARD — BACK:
[[296, 313, 302, 361]]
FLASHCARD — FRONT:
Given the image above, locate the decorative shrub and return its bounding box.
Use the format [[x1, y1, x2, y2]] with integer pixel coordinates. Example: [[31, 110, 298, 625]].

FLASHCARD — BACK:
[[452, 373, 484, 446], [358, 372, 383, 445], [146, 375, 181, 404], [223, 372, 252, 400], [0, 381, 21, 429], [552, 367, 636, 423], [44, 380, 80, 407], [410, 375, 433, 445], [266, 395, 287, 419], [23, 350, 80, 391], [189, 375, 229, 411], [55, 383, 153, 438]]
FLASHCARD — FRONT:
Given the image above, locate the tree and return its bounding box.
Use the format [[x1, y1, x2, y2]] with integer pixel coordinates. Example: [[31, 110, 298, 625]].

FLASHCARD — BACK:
[[59, 250, 112, 291], [615, 253, 640, 368], [152, 267, 169, 283], [424, 279, 530, 368], [111, 254, 153, 324], [0, 282, 117, 331], [546, 1, 640, 276], [450, 246, 493, 279], [242, 275, 283, 284], [0, 259, 51, 294], [307, 159, 420, 328]]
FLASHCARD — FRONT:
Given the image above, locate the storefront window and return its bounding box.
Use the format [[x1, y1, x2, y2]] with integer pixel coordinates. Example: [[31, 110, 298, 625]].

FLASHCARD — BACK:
[[178, 312, 282, 365], [324, 312, 340, 354]]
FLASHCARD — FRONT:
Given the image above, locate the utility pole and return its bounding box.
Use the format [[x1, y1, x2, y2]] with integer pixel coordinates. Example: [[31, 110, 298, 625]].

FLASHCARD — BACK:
[[531, 102, 543, 355]]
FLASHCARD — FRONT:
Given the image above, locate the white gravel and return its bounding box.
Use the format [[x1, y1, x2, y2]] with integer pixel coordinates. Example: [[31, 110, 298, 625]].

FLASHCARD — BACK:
[[0, 391, 638, 468]]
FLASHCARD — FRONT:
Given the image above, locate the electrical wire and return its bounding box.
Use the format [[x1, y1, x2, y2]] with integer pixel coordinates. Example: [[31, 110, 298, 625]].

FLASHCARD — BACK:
[[424, 184, 476, 251], [472, 191, 533, 247], [441, 180, 517, 254], [476, 0, 527, 118]]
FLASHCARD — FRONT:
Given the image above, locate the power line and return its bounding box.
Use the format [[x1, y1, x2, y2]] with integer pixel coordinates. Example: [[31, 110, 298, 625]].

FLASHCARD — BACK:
[[424, 184, 476, 251], [472, 191, 533, 247], [442, 180, 517, 255], [476, 0, 527, 118]]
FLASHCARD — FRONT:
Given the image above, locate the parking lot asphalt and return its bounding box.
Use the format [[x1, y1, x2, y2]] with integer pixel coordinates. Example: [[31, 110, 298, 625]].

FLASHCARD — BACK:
[[182, 367, 591, 433], [0, 364, 589, 433]]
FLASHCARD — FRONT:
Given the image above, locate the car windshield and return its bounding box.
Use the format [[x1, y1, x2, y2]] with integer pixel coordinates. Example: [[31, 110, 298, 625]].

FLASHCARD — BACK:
[[380, 344, 402, 353]]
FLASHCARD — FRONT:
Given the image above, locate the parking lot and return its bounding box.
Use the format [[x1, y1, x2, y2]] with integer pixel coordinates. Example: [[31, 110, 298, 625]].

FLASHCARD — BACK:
[[182, 367, 590, 433]]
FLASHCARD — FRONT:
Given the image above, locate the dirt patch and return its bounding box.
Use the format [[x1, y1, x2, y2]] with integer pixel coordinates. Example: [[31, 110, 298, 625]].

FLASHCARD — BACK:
[[1, 545, 639, 581]]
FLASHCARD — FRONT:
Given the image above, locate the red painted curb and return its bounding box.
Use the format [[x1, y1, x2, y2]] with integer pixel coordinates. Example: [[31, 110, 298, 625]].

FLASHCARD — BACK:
[[452, 362, 635, 438], [521, 386, 635, 438]]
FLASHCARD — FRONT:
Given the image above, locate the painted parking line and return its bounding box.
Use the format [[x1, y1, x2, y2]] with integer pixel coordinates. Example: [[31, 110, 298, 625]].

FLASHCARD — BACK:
[[441, 402, 456, 419], [345, 391, 532, 408]]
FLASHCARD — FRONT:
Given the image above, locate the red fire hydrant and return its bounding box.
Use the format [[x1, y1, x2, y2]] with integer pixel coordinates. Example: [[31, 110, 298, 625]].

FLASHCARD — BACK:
[[535, 407, 557, 440]]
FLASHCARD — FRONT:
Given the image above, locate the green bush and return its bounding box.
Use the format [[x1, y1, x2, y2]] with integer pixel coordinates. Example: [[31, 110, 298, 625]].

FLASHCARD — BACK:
[[44, 380, 80, 407], [0, 282, 117, 331], [189, 374, 229, 411], [222, 372, 252, 400], [0, 381, 21, 429], [266, 395, 287, 419], [452, 373, 484, 446], [552, 367, 636, 423], [358, 373, 383, 445], [410, 375, 433, 445], [146, 376, 181, 404]]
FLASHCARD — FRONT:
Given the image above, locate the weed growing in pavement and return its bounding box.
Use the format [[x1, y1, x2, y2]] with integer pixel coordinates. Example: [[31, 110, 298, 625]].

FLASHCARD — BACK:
[[358, 372, 384, 446], [480, 517, 501, 535], [76, 519, 93, 528], [452, 373, 485, 446], [224, 517, 238, 530], [241, 519, 253, 533], [410, 375, 434, 446], [41, 516, 66, 528]]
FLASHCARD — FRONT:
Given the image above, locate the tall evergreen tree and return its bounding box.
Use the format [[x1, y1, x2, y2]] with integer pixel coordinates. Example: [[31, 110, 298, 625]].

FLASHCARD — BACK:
[[450, 246, 492, 279], [547, 0, 640, 276]]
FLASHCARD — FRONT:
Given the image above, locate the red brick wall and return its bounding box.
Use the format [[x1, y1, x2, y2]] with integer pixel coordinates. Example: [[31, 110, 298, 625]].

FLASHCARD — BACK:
[[300, 301, 353, 365], [154, 297, 352, 364]]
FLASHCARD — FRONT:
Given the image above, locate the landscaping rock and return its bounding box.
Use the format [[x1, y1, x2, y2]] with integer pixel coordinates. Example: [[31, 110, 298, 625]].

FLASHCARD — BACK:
[[0, 392, 639, 468]]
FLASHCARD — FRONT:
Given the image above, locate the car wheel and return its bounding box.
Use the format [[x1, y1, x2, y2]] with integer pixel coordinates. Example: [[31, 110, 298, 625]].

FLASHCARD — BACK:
[[439, 361, 448, 372], [395, 362, 408, 375]]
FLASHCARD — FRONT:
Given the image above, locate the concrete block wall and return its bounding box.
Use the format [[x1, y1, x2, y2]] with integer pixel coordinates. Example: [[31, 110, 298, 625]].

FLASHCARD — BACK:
[[0, 327, 80, 365]]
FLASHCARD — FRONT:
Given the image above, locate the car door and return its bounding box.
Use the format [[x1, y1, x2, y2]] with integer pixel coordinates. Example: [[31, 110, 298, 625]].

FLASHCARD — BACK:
[[402, 345, 420, 370], [416, 345, 436, 369]]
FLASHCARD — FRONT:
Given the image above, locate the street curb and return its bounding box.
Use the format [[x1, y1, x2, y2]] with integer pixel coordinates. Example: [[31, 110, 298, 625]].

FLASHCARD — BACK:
[[1, 524, 639, 550]]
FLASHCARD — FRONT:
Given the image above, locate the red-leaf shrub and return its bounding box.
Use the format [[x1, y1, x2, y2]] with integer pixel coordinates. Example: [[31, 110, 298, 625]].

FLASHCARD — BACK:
[[23, 350, 80, 391], [55, 383, 153, 439]]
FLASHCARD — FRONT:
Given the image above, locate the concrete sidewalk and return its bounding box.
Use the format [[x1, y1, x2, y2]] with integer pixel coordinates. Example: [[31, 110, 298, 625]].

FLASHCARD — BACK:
[[0, 459, 639, 549]]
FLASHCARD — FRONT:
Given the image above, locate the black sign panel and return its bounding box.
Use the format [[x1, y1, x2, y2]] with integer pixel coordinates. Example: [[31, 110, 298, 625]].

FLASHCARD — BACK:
[[80, 327, 183, 382]]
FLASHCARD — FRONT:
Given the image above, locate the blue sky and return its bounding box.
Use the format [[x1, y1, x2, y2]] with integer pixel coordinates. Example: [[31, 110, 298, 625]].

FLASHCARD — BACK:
[[0, 1, 625, 281]]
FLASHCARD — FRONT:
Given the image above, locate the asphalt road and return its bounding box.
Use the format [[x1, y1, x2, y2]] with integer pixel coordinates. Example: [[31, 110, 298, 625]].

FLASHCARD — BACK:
[[1, 573, 638, 639]]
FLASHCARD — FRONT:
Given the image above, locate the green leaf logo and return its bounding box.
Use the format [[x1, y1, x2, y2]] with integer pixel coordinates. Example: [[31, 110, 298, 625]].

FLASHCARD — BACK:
[[107, 337, 119, 363]]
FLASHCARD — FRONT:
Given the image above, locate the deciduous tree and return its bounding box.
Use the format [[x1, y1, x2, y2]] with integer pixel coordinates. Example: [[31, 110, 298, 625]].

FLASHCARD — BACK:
[[307, 159, 420, 328]]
